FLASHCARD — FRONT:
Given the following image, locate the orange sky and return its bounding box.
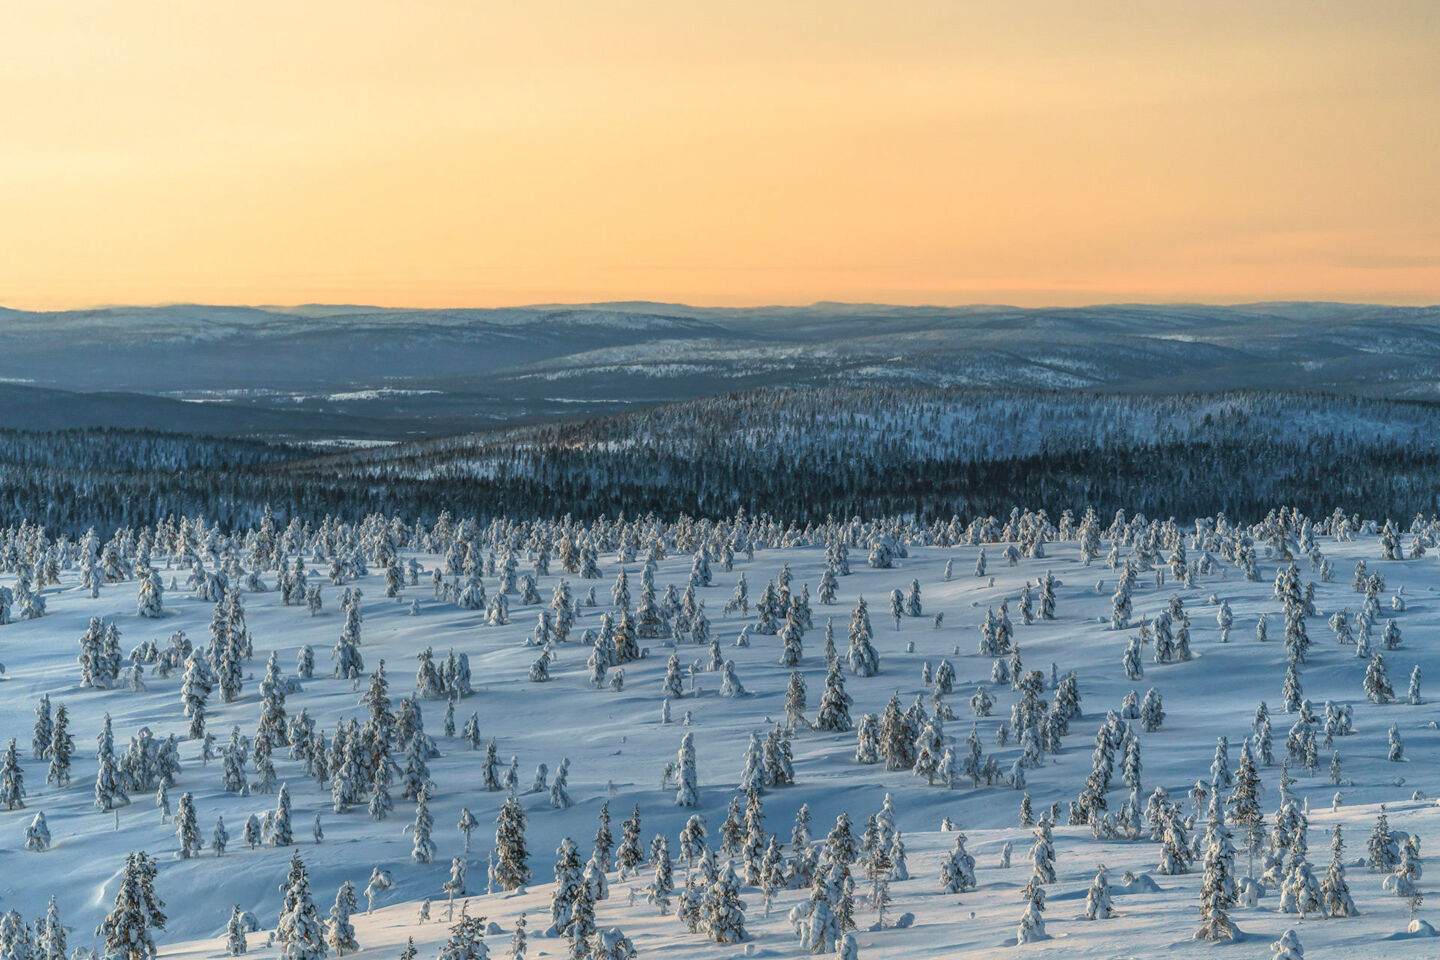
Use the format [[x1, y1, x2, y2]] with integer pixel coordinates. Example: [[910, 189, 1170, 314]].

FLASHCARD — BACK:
[[2, 1, 1437, 310]]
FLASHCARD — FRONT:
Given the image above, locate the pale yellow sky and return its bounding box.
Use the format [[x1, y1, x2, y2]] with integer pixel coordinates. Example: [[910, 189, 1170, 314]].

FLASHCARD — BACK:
[[1, 1, 1437, 310]]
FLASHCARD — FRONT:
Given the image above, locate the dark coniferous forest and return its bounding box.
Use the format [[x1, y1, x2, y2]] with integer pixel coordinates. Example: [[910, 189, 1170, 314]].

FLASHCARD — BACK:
[[6, 386, 1440, 531]]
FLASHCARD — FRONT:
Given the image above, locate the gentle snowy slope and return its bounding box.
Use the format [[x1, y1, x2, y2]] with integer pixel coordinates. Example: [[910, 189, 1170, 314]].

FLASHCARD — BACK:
[[162, 804, 1440, 960], [2, 526, 1439, 958]]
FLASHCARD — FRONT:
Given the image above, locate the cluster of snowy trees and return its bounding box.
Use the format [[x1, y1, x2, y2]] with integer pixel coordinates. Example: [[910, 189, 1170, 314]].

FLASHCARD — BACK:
[[4, 496, 1440, 960]]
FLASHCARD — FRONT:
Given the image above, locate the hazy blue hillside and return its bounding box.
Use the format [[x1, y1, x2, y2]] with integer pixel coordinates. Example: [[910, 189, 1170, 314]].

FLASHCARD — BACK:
[[2, 300, 1439, 438]]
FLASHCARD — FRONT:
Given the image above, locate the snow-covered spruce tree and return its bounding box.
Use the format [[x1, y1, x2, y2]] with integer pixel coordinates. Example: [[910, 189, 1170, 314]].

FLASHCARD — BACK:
[[582, 847, 610, 907], [567, 864, 599, 945], [1193, 796, 1239, 941], [795, 892, 841, 954], [331, 610, 364, 681], [1384, 834, 1422, 901], [647, 835, 674, 914], [1121, 637, 1143, 680], [180, 654, 212, 741], [845, 598, 879, 677], [1227, 739, 1264, 875], [495, 796, 531, 890], [226, 905, 248, 956], [358, 867, 392, 916], [437, 916, 489, 960], [607, 804, 641, 879], [550, 757, 573, 809], [1216, 600, 1233, 642], [366, 761, 394, 822], [1367, 808, 1400, 872], [815, 661, 853, 732], [25, 810, 51, 851], [587, 927, 636, 960], [675, 733, 700, 807], [0, 739, 25, 810], [456, 807, 478, 853], [1210, 736, 1232, 791], [174, 791, 201, 858], [508, 914, 527, 960], [32, 694, 53, 761], [241, 814, 261, 850], [779, 613, 804, 667], [96, 851, 166, 960], [1279, 831, 1322, 917], [662, 654, 684, 701], [1271, 929, 1304, 960], [1319, 824, 1357, 917], [1139, 688, 1164, 732], [276, 852, 328, 960], [1110, 580, 1132, 630], [33, 893, 65, 960], [295, 644, 315, 682], [1015, 873, 1047, 944], [481, 739, 504, 792], [442, 857, 467, 901], [1364, 653, 1394, 703], [1330, 609, 1353, 646], [1383, 618, 1402, 650], [211, 815, 229, 856], [326, 881, 359, 956], [268, 782, 294, 846], [701, 862, 747, 943], [95, 729, 131, 813], [137, 570, 164, 618], [1121, 736, 1142, 792], [1282, 662, 1303, 714], [1083, 865, 1115, 919], [409, 795, 436, 864], [912, 717, 945, 786], [582, 801, 611, 875], [970, 684, 994, 717], [1157, 815, 1189, 875], [256, 652, 290, 748], [400, 739, 433, 802], [782, 670, 809, 730], [77, 617, 105, 688], [550, 837, 583, 935], [461, 713, 482, 751], [719, 797, 746, 858], [678, 814, 707, 872], [940, 833, 976, 894], [1151, 610, 1176, 664], [718, 660, 747, 697], [46, 704, 73, 788], [1028, 818, 1056, 884]]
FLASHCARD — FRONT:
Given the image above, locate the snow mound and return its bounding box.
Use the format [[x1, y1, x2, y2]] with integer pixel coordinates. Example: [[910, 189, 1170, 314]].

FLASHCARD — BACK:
[[1387, 918, 1438, 939], [1114, 874, 1162, 895]]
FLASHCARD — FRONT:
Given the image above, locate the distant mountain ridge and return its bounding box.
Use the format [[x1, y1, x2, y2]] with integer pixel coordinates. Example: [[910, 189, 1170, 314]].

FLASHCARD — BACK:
[[1, 300, 1438, 438]]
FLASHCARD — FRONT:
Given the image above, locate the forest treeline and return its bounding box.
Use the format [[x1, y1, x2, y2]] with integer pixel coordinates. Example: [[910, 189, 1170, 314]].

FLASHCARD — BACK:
[[2, 387, 1439, 531]]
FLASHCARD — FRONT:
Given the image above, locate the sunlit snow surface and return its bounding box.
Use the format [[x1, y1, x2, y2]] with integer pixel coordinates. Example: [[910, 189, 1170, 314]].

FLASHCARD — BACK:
[[3, 534, 1439, 959]]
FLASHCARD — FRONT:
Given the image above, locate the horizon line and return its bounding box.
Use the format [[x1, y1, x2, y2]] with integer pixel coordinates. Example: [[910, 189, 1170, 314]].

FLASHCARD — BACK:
[[3, 297, 1439, 316]]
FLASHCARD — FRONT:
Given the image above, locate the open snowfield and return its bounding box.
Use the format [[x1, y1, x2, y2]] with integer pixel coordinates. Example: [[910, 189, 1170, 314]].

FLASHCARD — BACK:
[[3, 523, 1440, 959]]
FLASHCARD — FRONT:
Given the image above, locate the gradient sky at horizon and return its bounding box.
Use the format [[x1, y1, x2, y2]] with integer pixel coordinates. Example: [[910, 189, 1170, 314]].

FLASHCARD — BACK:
[[2, 1, 1437, 310]]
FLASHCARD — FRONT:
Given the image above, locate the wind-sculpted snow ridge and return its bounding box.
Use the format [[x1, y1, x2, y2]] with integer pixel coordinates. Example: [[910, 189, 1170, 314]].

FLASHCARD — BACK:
[[1, 506, 1440, 960]]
